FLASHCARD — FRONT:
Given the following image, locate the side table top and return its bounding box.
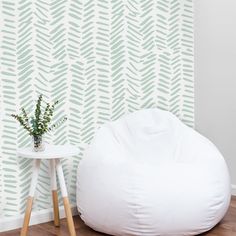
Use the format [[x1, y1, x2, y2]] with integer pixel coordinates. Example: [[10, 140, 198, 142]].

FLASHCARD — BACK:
[[17, 144, 80, 159]]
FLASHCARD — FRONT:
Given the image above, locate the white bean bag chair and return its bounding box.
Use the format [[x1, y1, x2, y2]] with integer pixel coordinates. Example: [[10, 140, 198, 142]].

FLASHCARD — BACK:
[[77, 108, 231, 236]]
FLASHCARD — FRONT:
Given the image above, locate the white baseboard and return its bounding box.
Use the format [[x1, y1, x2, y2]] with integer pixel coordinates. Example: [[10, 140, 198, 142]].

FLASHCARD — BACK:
[[0, 205, 78, 233], [231, 184, 236, 196]]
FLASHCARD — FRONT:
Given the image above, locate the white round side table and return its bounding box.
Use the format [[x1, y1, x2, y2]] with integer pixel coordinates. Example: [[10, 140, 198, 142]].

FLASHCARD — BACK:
[[17, 144, 79, 236]]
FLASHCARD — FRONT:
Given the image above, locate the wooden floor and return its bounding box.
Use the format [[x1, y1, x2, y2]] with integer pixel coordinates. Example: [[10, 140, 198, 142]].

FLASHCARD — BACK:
[[1, 197, 236, 236]]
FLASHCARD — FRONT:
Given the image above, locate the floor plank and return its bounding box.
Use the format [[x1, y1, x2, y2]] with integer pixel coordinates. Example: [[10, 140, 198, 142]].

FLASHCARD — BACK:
[[1, 197, 236, 236]]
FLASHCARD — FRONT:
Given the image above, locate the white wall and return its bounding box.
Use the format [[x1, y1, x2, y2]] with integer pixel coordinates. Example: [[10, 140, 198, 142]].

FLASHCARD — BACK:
[[195, 0, 236, 186]]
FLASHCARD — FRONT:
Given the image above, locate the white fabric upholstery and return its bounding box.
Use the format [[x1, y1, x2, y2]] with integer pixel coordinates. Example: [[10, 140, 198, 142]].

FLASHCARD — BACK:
[[77, 108, 231, 236]]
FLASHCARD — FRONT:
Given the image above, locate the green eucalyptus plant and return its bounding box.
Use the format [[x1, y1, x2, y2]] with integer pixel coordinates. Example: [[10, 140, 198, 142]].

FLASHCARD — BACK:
[[11, 94, 67, 137]]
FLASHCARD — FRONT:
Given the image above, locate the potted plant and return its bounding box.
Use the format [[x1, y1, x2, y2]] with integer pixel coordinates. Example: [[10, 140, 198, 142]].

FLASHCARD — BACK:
[[11, 94, 67, 152]]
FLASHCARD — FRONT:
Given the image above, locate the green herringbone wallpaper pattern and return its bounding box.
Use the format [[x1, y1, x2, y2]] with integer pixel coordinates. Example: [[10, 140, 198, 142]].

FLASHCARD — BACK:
[[0, 0, 193, 217]]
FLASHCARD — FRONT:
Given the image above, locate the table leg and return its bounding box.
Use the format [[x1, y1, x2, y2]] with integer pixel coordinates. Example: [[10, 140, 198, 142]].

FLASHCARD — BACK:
[[50, 159, 60, 227], [20, 159, 41, 236], [55, 159, 76, 236]]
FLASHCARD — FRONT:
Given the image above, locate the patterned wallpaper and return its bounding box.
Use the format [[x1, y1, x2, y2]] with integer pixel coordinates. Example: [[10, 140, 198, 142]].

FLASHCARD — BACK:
[[0, 0, 193, 217]]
